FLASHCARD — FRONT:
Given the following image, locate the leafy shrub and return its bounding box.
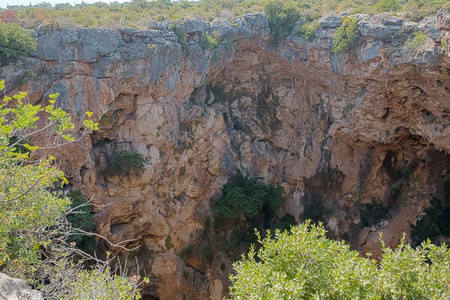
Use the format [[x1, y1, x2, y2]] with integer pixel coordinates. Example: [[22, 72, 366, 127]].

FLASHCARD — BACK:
[[0, 21, 36, 65], [66, 190, 97, 254], [198, 32, 219, 50], [63, 265, 144, 300], [168, 22, 186, 48], [332, 16, 359, 57], [411, 195, 450, 247], [229, 221, 450, 299], [213, 173, 284, 220], [264, 0, 301, 43], [271, 213, 296, 232], [375, 0, 401, 12], [103, 151, 149, 177], [405, 31, 427, 52], [297, 20, 320, 41]]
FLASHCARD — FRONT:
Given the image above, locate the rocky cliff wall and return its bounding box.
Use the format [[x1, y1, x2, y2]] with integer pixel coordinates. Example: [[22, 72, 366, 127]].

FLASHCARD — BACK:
[[2, 10, 450, 299]]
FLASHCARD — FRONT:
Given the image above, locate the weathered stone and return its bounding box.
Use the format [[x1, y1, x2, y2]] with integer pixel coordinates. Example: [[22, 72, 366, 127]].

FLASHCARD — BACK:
[[185, 17, 209, 34], [2, 11, 450, 300], [437, 8, 450, 30], [0, 273, 43, 300]]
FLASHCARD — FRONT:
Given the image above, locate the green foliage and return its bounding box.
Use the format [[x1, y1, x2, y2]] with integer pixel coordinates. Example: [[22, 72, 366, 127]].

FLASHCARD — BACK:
[[103, 151, 149, 177], [264, 0, 301, 43], [411, 195, 450, 247], [375, 0, 401, 12], [168, 22, 186, 48], [332, 16, 359, 57], [297, 20, 320, 41], [441, 35, 449, 54], [198, 32, 219, 50], [0, 21, 36, 65], [213, 173, 284, 220], [63, 266, 144, 300], [0, 81, 145, 298], [405, 31, 427, 52], [14, 0, 450, 30], [0, 81, 95, 269], [271, 213, 296, 232], [229, 221, 450, 299], [66, 190, 97, 254]]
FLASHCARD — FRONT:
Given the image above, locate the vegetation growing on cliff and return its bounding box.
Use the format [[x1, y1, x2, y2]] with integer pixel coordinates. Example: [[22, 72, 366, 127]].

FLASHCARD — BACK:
[[103, 151, 149, 177], [0, 21, 36, 65], [213, 173, 284, 221], [0, 81, 145, 298], [11, 0, 450, 30], [332, 16, 359, 57], [264, 0, 301, 43], [229, 221, 450, 299]]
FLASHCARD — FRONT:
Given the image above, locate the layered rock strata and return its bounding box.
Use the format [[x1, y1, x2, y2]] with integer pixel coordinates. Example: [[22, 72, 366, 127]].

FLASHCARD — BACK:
[[3, 10, 450, 299]]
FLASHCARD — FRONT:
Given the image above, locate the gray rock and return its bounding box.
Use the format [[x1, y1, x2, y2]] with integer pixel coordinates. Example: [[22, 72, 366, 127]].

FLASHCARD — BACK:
[[185, 17, 209, 34], [243, 13, 269, 30], [320, 14, 343, 29], [0, 272, 43, 300], [36, 30, 62, 60], [436, 8, 450, 30], [148, 20, 170, 31], [78, 29, 121, 62], [419, 16, 444, 43]]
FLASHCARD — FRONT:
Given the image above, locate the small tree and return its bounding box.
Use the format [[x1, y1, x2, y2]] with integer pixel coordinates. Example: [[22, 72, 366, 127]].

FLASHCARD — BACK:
[[264, 0, 301, 44], [0, 21, 36, 65], [332, 16, 359, 58]]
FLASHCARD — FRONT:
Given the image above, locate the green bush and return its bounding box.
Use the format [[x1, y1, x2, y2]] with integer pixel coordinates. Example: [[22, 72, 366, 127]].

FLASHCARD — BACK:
[[229, 221, 450, 299], [0, 21, 36, 65], [297, 20, 320, 41], [66, 190, 97, 254], [198, 32, 219, 50], [103, 151, 149, 177], [405, 31, 427, 52], [264, 0, 301, 43], [213, 173, 284, 220], [64, 266, 143, 300], [411, 195, 450, 247], [332, 16, 359, 57], [375, 0, 401, 12], [168, 22, 186, 48]]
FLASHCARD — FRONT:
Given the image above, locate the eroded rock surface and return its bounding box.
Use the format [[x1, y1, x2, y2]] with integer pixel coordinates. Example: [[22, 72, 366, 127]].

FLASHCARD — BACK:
[[3, 9, 450, 299], [0, 273, 43, 300]]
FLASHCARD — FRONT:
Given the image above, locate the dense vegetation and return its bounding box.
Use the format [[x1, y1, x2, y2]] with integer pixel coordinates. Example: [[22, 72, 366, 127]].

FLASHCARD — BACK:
[[103, 151, 149, 177], [0, 81, 145, 298], [332, 16, 359, 56], [229, 221, 450, 299], [10, 0, 450, 30], [211, 173, 296, 257], [0, 21, 36, 65], [213, 173, 284, 221]]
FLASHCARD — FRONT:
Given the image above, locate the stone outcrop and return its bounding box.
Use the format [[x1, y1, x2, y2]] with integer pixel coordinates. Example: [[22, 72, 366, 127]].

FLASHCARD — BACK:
[[3, 9, 450, 299], [0, 273, 43, 300]]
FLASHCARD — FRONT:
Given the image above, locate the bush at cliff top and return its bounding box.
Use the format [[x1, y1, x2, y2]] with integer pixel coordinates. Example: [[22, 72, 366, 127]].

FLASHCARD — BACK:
[[229, 221, 450, 299], [0, 21, 36, 65], [264, 0, 301, 43], [332, 16, 359, 58]]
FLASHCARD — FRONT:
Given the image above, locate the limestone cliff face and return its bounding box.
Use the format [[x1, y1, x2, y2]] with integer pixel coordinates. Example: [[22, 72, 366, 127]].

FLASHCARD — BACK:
[[3, 10, 450, 299]]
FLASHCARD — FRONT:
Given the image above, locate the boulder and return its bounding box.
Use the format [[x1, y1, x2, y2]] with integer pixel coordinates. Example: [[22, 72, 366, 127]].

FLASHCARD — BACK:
[[0, 273, 43, 300]]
